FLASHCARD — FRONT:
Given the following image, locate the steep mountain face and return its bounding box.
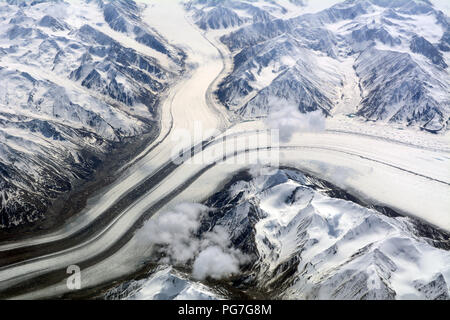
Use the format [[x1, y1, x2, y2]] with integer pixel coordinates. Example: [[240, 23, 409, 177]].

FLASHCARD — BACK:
[[101, 0, 171, 55], [192, 0, 450, 131], [410, 34, 447, 68], [187, 0, 281, 30], [0, 0, 184, 228], [354, 48, 448, 130], [109, 168, 450, 300]]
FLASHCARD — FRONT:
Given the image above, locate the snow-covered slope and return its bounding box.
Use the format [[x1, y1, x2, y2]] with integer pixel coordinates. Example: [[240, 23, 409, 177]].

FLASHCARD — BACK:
[[105, 266, 222, 300], [203, 168, 450, 299], [197, 0, 450, 131], [110, 167, 450, 300], [0, 0, 183, 228], [217, 34, 342, 117], [187, 0, 293, 30]]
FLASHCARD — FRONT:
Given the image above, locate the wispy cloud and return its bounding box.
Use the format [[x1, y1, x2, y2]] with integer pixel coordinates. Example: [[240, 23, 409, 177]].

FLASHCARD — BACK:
[[137, 203, 248, 280]]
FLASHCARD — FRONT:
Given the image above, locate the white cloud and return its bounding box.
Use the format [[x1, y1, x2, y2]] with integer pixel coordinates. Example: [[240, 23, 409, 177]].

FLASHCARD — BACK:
[[265, 98, 326, 143], [137, 203, 248, 280]]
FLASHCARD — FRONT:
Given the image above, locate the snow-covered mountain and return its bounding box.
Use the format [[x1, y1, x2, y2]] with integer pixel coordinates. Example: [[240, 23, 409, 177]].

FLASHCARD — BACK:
[[2, 0, 447, 229], [107, 167, 450, 300], [105, 266, 224, 300], [0, 0, 184, 228], [210, 168, 450, 300], [188, 0, 450, 132], [188, 1, 274, 30], [1, 0, 448, 301]]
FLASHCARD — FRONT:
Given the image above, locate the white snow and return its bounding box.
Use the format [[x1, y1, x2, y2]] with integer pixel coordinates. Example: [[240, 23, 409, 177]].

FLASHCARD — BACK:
[[2, 0, 450, 300], [119, 266, 221, 300]]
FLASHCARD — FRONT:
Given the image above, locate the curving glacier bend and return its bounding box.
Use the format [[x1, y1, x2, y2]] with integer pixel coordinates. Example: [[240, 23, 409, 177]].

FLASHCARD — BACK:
[[0, 0, 449, 300]]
